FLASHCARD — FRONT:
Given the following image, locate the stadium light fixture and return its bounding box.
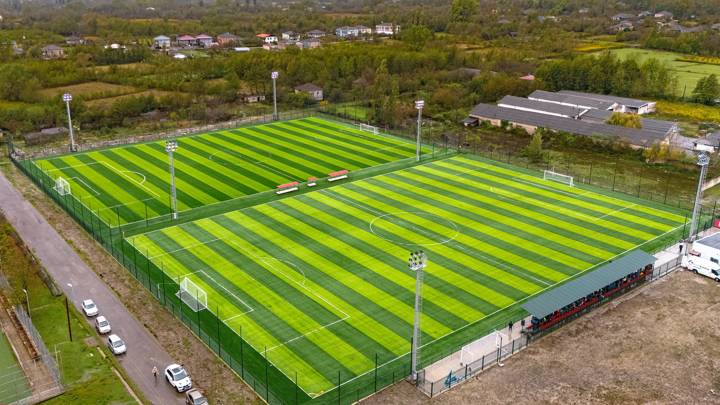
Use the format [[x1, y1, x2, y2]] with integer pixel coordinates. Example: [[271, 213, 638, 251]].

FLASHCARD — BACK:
[[688, 152, 710, 243], [166, 140, 179, 220], [408, 249, 427, 381], [415, 100, 424, 162], [62, 93, 77, 152], [271, 71, 279, 121]]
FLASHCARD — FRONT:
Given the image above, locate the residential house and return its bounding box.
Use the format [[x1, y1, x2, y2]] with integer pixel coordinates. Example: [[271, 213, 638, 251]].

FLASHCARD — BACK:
[[638, 11, 653, 17], [65, 36, 85, 45], [335, 26, 359, 38], [243, 94, 266, 103], [217, 32, 240, 46], [277, 40, 297, 50], [195, 34, 213, 48], [262, 43, 279, 51], [281, 31, 300, 41], [41, 45, 64, 59], [297, 39, 321, 49], [295, 83, 323, 101], [176, 35, 196, 47], [578, 7, 590, 14], [654, 11, 674, 20], [519, 74, 535, 81], [611, 13, 635, 21], [610, 20, 635, 32], [306, 29, 326, 39], [356, 25, 373, 35], [256, 34, 278, 44], [153, 35, 171, 49], [375, 22, 400, 35]]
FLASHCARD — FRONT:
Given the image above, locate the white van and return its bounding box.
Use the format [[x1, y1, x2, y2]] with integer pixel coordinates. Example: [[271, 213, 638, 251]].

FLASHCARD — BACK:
[[682, 255, 720, 282]]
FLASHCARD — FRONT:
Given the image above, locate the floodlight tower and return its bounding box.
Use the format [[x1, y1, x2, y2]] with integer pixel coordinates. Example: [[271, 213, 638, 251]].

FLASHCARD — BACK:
[[62, 93, 77, 152], [415, 100, 424, 162], [688, 152, 710, 243], [271, 71, 279, 121], [166, 140, 179, 220], [408, 250, 427, 381]]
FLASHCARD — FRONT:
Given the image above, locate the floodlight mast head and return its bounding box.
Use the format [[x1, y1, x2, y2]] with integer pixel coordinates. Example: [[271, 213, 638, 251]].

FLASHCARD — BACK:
[[408, 250, 427, 271], [415, 100, 424, 110], [271, 71, 279, 79], [698, 152, 709, 167], [165, 139, 178, 153], [62, 93, 72, 103]]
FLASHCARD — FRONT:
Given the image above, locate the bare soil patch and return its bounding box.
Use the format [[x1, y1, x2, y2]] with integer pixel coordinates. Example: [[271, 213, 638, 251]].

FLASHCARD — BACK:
[[367, 270, 720, 404]]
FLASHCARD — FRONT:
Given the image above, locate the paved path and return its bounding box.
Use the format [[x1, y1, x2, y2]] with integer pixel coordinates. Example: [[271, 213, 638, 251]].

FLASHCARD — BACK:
[[0, 172, 183, 404]]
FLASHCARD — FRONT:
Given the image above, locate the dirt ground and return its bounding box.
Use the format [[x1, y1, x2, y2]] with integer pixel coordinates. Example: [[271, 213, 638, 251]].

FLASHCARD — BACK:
[[367, 270, 720, 405], [2, 164, 258, 405]]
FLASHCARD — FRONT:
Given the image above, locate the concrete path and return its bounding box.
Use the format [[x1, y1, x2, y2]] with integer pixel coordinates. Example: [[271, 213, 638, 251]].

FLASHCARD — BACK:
[[0, 172, 183, 404]]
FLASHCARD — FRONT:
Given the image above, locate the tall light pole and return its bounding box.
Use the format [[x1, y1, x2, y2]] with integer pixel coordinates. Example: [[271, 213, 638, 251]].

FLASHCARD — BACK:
[[688, 152, 710, 243], [22, 288, 30, 318], [62, 93, 77, 152], [66, 283, 74, 302], [271, 71, 279, 121], [408, 250, 427, 381], [166, 140, 179, 220], [415, 100, 424, 162]]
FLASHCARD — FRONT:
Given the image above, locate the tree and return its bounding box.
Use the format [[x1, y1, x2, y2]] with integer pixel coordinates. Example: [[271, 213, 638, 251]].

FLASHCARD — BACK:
[[401, 26, 433, 51], [692, 74, 720, 105], [369, 59, 400, 126], [524, 131, 545, 162], [607, 112, 642, 129], [450, 0, 478, 22]]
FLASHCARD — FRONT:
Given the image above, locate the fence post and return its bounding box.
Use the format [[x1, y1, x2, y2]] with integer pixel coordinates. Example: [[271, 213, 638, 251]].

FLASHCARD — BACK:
[[265, 346, 269, 401], [588, 161, 593, 184], [295, 372, 299, 405], [240, 327, 244, 378], [664, 172, 670, 204], [611, 160, 618, 191], [216, 305, 221, 356], [337, 370, 341, 404], [374, 353, 378, 392]]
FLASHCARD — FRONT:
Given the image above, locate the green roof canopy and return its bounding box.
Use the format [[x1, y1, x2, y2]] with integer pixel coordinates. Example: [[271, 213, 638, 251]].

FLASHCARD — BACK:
[[521, 250, 655, 319]]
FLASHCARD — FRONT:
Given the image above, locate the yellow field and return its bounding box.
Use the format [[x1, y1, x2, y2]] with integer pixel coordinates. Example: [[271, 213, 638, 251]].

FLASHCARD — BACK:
[[656, 100, 720, 122], [677, 55, 720, 66]]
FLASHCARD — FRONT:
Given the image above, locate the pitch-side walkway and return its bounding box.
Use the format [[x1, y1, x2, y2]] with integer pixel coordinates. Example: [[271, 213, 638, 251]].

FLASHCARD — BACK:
[[0, 172, 183, 404]]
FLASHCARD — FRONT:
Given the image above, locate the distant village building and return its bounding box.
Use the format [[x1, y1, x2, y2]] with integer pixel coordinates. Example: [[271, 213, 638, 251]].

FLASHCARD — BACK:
[[176, 35, 196, 47], [153, 35, 171, 49], [295, 83, 323, 101], [41, 45, 64, 59], [335, 26, 359, 38], [217, 32, 240, 46], [257, 34, 277, 44], [281, 31, 300, 41], [356, 25, 372, 35], [297, 39, 321, 49], [713, 23, 720, 31], [611, 13, 635, 21], [243, 94, 266, 103], [375, 22, 400, 35], [65, 36, 85, 45], [195, 34, 213, 48], [654, 11, 674, 20], [306, 30, 326, 39], [610, 20, 635, 32]]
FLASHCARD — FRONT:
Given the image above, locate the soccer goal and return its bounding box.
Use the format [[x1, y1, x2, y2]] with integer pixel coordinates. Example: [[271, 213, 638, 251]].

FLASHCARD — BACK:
[[54, 177, 71, 196], [358, 123, 379, 135], [177, 277, 208, 312], [543, 170, 574, 187]]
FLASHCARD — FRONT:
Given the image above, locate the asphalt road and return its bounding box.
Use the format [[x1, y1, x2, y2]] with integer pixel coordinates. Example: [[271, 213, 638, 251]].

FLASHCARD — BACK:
[[0, 171, 184, 404]]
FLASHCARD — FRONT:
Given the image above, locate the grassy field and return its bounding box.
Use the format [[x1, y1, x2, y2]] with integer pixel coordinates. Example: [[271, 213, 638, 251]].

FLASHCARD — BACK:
[[84, 89, 180, 108], [0, 331, 31, 403], [599, 48, 720, 96], [127, 154, 686, 397], [37, 82, 138, 101], [33, 117, 420, 225]]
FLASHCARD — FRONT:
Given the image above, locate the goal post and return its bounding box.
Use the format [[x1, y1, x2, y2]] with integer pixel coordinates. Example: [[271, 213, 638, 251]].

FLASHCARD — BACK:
[[543, 170, 574, 187], [177, 277, 208, 312], [54, 177, 71, 196], [358, 123, 379, 135]]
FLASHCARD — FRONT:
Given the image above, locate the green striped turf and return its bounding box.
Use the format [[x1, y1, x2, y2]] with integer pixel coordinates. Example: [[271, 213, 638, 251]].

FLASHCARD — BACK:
[[33, 118, 418, 225], [128, 154, 685, 396]]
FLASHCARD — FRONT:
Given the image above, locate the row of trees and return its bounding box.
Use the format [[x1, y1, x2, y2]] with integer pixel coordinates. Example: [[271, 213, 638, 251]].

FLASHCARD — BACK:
[[535, 52, 678, 99]]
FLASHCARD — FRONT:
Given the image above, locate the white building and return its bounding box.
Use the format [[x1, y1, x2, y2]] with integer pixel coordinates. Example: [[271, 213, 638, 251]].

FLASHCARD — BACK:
[[375, 22, 400, 35]]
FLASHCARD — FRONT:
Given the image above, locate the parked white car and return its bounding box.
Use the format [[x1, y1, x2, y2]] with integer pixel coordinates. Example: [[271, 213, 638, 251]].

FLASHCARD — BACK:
[[107, 334, 127, 355], [165, 364, 192, 392], [81, 299, 98, 317], [95, 316, 111, 334]]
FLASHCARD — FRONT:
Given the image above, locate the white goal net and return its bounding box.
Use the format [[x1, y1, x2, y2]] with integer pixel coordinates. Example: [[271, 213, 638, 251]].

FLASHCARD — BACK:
[[177, 277, 208, 312], [543, 170, 574, 187], [358, 123, 379, 135], [54, 177, 71, 196], [459, 330, 509, 365]]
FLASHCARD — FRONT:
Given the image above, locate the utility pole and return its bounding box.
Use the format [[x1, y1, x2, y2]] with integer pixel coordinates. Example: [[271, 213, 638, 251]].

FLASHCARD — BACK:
[[62, 93, 76, 152], [688, 152, 710, 243], [415, 100, 424, 162], [22, 288, 30, 318], [408, 250, 427, 381], [271, 71, 279, 121], [166, 140, 179, 220]]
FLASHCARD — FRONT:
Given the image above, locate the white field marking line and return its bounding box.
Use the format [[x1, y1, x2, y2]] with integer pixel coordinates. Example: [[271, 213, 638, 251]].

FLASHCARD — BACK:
[[334, 222, 685, 393], [148, 236, 222, 260], [209, 149, 291, 179], [96, 197, 155, 214], [225, 240, 352, 352], [118, 170, 146, 185], [369, 212, 459, 247], [592, 203, 638, 222], [98, 161, 161, 198], [44, 161, 102, 173], [71, 177, 100, 196], [325, 190, 460, 247], [451, 241, 553, 287], [193, 270, 254, 320]]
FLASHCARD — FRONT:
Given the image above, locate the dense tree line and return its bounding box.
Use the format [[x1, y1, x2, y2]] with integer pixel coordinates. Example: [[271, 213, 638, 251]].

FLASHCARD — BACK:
[[535, 52, 678, 99]]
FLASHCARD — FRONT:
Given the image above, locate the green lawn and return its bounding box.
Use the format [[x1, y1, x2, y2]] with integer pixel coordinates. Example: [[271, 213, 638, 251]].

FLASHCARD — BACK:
[[0, 331, 31, 403], [598, 48, 720, 95], [31, 117, 420, 226], [127, 154, 686, 398]]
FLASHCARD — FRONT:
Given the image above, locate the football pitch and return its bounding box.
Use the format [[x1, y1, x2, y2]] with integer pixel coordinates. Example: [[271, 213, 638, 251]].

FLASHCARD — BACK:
[[31, 117, 419, 226], [127, 154, 686, 397]]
